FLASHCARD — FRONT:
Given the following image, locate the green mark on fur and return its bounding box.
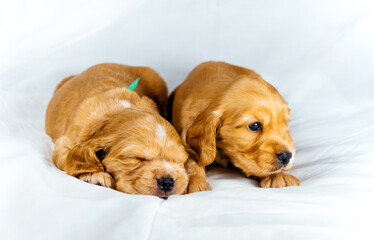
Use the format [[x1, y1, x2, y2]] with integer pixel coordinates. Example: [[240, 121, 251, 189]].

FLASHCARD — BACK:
[[127, 77, 140, 91]]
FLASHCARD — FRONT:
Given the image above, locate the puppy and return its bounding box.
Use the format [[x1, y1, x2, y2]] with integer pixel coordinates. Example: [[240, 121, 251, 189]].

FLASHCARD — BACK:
[[169, 61, 300, 193], [46, 63, 188, 198]]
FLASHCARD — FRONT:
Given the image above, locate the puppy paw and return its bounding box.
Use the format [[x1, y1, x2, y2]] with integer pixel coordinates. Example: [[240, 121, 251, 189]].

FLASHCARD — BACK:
[[260, 172, 300, 188], [78, 172, 115, 188], [187, 177, 211, 193]]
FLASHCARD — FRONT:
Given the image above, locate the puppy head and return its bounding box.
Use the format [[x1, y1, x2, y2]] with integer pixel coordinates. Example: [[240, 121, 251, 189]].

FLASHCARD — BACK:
[[94, 110, 188, 198], [186, 76, 295, 177], [65, 90, 188, 198]]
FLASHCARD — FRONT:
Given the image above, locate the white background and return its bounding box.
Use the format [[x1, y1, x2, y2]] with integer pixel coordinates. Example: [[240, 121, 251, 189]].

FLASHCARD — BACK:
[[1, 1, 374, 239]]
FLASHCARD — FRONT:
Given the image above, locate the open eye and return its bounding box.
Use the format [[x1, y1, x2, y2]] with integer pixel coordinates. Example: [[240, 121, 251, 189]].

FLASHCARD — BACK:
[[248, 122, 261, 131]]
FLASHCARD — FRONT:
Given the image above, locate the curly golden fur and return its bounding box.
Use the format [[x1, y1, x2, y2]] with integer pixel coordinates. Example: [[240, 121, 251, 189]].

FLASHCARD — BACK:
[[46, 63, 188, 197], [169, 61, 300, 193]]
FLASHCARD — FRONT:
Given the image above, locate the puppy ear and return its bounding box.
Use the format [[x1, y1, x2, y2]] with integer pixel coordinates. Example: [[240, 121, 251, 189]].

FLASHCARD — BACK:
[[65, 140, 104, 177], [65, 117, 109, 177], [185, 110, 222, 166]]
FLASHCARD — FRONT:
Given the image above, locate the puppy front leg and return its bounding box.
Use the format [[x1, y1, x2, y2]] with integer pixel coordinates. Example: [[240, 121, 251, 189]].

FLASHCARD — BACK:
[[77, 172, 114, 187], [259, 172, 300, 188], [185, 157, 211, 193], [61, 139, 114, 188]]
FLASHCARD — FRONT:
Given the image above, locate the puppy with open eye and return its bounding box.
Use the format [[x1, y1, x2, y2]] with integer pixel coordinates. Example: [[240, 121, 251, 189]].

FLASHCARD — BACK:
[[46, 63, 188, 198], [169, 61, 300, 193]]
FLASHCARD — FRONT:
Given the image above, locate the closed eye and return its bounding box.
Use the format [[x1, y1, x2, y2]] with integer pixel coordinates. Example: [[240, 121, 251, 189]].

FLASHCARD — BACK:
[[117, 153, 149, 162]]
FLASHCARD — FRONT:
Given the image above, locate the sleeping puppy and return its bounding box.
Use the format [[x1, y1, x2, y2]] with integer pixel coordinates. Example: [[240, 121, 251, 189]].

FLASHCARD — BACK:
[[46, 63, 188, 198], [169, 61, 300, 193]]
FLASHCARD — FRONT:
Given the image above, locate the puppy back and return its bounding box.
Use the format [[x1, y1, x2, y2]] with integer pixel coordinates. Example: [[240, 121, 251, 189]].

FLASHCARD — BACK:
[[92, 63, 168, 117], [129, 65, 168, 117], [46, 63, 168, 141]]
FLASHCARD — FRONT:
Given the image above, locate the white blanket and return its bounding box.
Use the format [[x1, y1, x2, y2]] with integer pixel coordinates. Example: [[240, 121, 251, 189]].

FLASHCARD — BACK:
[[1, 1, 373, 239]]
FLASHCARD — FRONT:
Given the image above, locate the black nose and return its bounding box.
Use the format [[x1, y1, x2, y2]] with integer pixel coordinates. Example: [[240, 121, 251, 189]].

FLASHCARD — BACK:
[[157, 177, 174, 192], [277, 151, 292, 165]]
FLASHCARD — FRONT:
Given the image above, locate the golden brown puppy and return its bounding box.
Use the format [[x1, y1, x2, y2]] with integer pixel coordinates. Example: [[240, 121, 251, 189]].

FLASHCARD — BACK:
[[169, 61, 300, 193], [46, 63, 188, 198]]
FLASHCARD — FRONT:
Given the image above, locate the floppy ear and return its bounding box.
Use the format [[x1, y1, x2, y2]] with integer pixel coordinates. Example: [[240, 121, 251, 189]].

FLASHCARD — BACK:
[[65, 117, 109, 177], [185, 110, 222, 166], [65, 140, 105, 177]]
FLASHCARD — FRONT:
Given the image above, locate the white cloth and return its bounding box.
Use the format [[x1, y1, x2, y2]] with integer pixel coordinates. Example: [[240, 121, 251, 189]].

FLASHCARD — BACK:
[[1, 0, 373, 239]]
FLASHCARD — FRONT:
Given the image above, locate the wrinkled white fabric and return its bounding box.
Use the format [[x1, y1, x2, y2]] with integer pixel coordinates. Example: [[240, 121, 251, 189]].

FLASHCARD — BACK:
[[1, 0, 373, 239]]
